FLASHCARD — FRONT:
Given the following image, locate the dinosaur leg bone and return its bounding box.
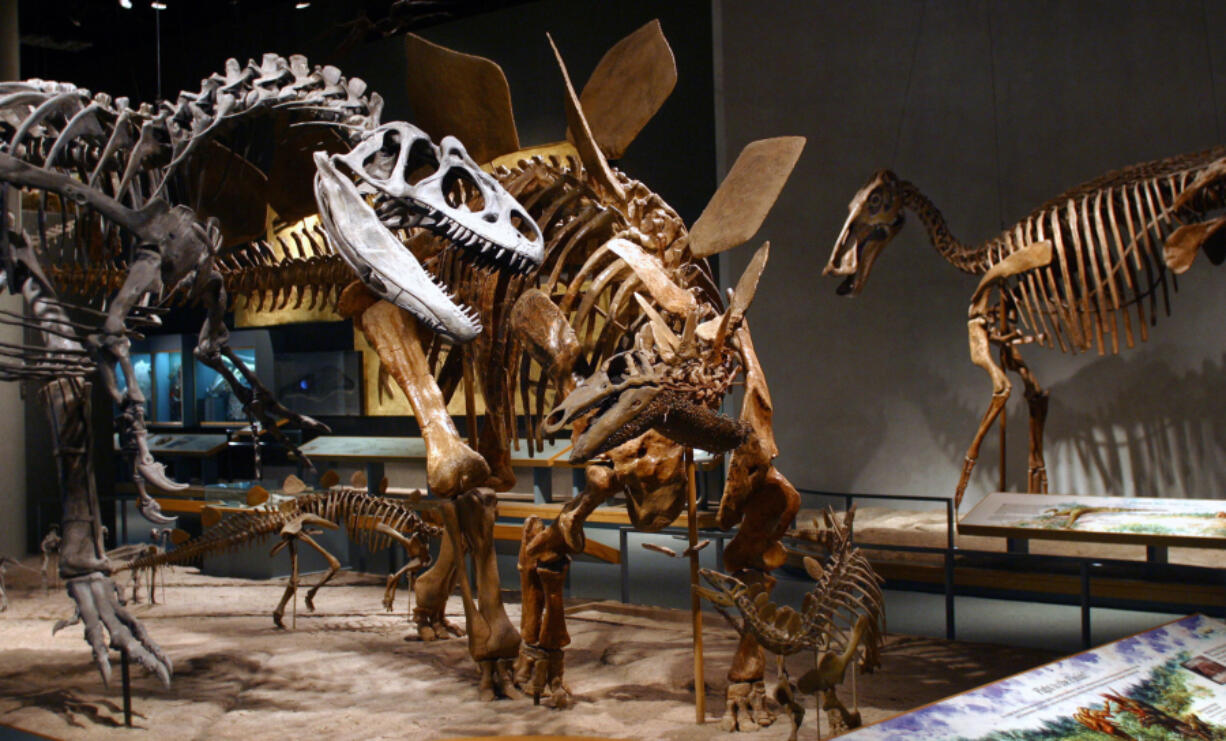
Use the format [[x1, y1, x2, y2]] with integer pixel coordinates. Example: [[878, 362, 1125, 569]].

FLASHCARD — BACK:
[[412, 512, 464, 641], [371, 523, 428, 612], [193, 269, 329, 473], [298, 532, 342, 613], [440, 490, 521, 701], [457, 488, 521, 699], [956, 317, 1012, 510], [91, 250, 185, 521], [40, 377, 173, 687], [343, 287, 490, 496], [514, 464, 619, 706], [1002, 343, 1049, 494]]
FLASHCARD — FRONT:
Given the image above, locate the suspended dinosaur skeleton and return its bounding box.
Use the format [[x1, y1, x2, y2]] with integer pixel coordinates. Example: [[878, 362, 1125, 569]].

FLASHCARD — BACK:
[[824, 148, 1226, 508], [0, 52, 539, 689]]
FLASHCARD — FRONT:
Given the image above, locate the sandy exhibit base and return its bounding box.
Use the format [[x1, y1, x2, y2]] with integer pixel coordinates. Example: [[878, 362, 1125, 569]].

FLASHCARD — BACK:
[[0, 559, 1056, 740]]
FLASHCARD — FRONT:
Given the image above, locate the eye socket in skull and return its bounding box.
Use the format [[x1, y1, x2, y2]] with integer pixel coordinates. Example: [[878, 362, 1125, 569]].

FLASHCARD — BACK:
[[312, 120, 544, 343]]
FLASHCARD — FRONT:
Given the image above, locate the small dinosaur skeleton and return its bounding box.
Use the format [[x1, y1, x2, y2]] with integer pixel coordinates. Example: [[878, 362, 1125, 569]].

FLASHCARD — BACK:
[[120, 485, 441, 627], [0, 555, 37, 612], [824, 149, 1226, 508], [696, 507, 885, 741]]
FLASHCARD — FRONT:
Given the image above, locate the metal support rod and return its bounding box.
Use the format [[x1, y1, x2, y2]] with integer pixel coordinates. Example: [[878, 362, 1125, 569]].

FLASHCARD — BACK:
[[686, 448, 705, 724], [619, 527, 629, 603], [944, 545, 956, 641], [1080, 561, 1091, 649], [121, 649, 132, 727]]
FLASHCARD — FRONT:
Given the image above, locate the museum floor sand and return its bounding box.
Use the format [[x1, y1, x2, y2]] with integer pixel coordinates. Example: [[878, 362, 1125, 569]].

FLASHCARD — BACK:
[[0, 560, 1057, 740]]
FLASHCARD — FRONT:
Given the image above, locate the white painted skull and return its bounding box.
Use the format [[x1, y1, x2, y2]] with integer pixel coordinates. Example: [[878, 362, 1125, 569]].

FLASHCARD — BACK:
[[313, 121, 543, 342]]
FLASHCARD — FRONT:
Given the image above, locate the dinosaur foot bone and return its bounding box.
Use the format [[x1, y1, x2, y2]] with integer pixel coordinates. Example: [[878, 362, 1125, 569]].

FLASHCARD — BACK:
[[721, 680, 775, 732], [414, 605, 465, 641], [773, 676, 804, 741], [477, 657, 522, 702], [514, 644, 571, 708]]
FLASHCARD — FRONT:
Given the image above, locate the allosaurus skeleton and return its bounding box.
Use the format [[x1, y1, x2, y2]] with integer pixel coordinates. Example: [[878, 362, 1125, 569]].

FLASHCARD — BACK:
[[824, 149, 1226, 508], [0, 52, 541, 687]]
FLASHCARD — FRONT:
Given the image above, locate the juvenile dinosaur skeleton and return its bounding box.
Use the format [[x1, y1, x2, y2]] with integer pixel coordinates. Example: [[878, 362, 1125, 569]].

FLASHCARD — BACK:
[[0, 52, 540, 688], [824, 149, 1226, 508], [122, 485, 441, 627], [696, 507, 885, 740], [318, 23, 806, 717]]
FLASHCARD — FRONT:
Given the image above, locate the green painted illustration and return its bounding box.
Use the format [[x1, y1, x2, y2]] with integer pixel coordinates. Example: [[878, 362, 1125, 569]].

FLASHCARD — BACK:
[[966, 654, 1223, 740], [1009, 502, 1226, 537]]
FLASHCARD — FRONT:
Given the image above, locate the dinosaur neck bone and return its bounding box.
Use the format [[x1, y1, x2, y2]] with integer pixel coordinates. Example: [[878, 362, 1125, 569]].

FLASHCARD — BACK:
[[899, 180, 989, 275]]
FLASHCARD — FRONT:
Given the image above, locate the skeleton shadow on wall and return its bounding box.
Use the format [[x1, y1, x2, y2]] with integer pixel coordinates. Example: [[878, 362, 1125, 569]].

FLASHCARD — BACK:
[[909, 349, 1226, 499]]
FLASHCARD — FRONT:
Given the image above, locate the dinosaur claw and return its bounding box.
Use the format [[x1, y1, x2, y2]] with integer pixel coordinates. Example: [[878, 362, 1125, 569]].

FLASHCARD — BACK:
[[137, 491, 178, 526], [137, 459, 189, 493]]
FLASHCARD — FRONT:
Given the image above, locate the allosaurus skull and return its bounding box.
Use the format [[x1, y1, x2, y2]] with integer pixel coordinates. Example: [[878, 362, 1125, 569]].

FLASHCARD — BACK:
[[314, 121, 543, 341]]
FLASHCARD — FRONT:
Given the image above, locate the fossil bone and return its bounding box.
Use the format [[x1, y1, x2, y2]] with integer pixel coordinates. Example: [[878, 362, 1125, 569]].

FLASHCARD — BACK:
[[826, 149, 1226, 508]]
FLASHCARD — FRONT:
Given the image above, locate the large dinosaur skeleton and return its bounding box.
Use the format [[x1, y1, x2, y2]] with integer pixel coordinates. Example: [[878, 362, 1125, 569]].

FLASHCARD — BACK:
[[344, 23, 805, 720], [0, 52, 540, 687], [824, 149, 1226, 508], [696, 507, 885, 741]]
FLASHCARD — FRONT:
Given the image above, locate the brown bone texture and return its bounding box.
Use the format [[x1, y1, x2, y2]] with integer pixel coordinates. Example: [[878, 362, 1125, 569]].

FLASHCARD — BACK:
[[455, 488, 521, 661], [351, 296, 490, 497]]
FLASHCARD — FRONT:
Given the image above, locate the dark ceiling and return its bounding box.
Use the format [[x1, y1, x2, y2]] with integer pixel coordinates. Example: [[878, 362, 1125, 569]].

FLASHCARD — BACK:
[[16, 0, 531, 102]]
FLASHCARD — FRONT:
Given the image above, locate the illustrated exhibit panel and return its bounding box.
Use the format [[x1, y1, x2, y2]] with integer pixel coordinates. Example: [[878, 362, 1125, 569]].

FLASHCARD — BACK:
[[843, 614, 1226, 740], [960, 491, 1226, 546]]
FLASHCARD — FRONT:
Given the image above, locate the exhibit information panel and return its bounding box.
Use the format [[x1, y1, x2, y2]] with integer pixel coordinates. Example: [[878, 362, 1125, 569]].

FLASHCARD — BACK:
[[959, 491, 1226, 548], [842, 614, 1226, 740]]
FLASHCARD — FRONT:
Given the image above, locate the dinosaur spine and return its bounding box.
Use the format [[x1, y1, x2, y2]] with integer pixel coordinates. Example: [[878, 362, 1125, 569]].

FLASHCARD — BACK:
[[121, 487, 440, 572]]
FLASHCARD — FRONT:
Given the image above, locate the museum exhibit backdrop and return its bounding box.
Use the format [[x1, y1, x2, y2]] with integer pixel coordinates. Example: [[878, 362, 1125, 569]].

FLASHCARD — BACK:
[[11, 0, 1226, 553], [717, 0, 1226, 506]]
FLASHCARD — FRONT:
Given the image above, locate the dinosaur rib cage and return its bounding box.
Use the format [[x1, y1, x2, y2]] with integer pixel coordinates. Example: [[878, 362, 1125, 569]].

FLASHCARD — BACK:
[[992, 146, 1226, 356], [408, 151, 718, 451], [121, 487, 439, 572], [0, 53, 376, 311]]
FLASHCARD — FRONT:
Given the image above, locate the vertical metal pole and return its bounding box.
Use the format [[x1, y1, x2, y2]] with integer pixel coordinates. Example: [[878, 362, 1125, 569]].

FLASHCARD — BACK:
[[1080, 561, 1091, 649], [686, 449, 705, 724], [619, 527, 629, 603], [121, 650, 132, 727], [998, 307, 1008, 492], [945, 499, 955, 640]]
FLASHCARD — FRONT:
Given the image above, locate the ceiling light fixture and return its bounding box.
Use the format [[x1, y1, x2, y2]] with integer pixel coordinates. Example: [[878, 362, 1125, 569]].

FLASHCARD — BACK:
[[295, 1, 310, 7], [119, 0, 133, 8], [150, 1, 167, 9]]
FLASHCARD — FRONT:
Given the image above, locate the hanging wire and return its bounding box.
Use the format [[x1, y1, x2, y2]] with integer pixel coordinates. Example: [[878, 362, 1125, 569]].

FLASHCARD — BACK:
[[985, 0, 1005, 230], [154, 7, 163, 101], [1202, 0, 1223, 143], [890, 0, 926, 167]]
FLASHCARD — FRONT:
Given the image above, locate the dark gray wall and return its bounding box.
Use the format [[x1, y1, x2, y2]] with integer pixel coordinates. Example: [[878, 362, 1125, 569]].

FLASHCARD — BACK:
[[344, 0, 716, 225], [719, 0, 1226, 506]]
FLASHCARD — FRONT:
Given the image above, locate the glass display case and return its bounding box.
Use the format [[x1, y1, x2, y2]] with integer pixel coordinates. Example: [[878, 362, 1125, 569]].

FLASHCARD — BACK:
[[114, 352, 153, 410], [274, 350, 363, 416], [153, 350, 183, 423], [195, 347, 257, 424]]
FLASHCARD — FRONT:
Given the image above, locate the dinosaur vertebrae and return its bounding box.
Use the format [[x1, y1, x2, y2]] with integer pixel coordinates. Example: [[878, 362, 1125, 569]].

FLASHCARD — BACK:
[[2, 53, 378, 188], [918, 147, 1226, 355], [121, 487, 439, 572], [705, 509, 885, 663]]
